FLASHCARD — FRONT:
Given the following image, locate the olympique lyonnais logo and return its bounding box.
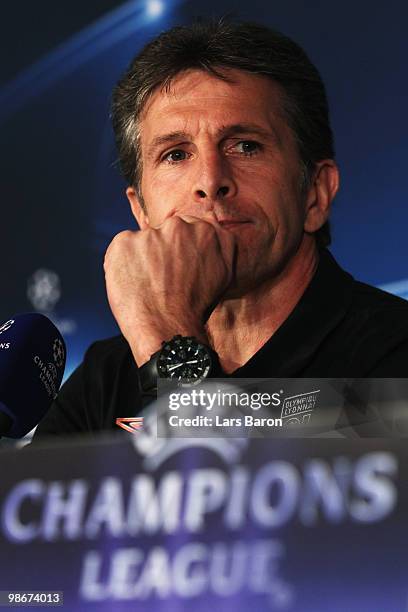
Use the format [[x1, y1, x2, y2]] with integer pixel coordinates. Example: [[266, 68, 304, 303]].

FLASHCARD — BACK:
[[0, 319, 14, 335], [280, 389, 320, 426], [116, 417, 144, 434]]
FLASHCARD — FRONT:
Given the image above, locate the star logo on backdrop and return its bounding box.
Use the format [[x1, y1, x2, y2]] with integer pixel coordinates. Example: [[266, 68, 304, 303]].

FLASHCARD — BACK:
[[27, 269, 61, 312]]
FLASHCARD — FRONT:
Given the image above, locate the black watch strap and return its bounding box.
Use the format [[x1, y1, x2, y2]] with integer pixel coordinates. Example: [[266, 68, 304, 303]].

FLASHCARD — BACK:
[[138, 348, 161, 393]]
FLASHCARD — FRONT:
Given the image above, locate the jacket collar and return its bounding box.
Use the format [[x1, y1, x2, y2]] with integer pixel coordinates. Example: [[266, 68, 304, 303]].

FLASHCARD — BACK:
[[231, 249, 354, 377]]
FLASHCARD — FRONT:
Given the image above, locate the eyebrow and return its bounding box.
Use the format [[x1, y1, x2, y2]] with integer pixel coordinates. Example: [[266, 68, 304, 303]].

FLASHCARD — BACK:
[[146, 123, 280, 160], [220, 123, 280, 143], [146, 131, 190, 160]]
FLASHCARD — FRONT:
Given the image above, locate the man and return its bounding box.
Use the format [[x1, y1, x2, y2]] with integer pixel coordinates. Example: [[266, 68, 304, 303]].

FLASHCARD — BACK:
[[33, 20, 408, 438]]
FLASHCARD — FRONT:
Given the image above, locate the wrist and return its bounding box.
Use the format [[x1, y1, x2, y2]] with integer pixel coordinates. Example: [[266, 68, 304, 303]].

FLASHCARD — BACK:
[[127, 324, 209, 367]]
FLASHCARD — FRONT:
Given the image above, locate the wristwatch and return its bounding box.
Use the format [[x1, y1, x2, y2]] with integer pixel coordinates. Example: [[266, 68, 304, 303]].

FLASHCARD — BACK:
[[138, 335, 223, 392]]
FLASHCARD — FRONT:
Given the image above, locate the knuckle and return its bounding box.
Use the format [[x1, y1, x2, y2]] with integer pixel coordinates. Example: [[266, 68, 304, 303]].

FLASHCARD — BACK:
[[104, 230, 138, 267], [116, 229, 134, 242], [109, 230, 130, 250]]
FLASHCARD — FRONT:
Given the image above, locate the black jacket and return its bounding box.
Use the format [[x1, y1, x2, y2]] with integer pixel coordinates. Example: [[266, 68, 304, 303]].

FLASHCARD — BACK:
[[33, 250, 408, 438]]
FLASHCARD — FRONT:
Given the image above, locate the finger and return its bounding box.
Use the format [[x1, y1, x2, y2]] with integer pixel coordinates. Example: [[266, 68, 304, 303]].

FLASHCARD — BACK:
[[207, 222, 238, 282], [154, 214, 203, 229], [173, 212, 222, 227]]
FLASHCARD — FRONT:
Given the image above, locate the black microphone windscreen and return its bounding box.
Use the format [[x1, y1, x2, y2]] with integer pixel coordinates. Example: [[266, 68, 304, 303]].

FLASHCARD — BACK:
[[0, 313, 66, 438]]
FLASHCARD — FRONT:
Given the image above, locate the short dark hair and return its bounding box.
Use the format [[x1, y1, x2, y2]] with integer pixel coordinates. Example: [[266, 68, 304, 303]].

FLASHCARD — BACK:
[[111, 19, 335, 247]]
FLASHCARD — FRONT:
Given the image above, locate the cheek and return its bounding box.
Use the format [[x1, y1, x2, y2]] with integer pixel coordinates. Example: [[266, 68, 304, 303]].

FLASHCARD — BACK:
[[142, 171, 188, 225], [247, 171, 304, 240]]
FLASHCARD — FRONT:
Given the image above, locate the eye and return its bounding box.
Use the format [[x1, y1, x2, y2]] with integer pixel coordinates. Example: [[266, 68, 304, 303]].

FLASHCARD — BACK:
[[233, 140, 261, 156], [163, 149, 189, 164]]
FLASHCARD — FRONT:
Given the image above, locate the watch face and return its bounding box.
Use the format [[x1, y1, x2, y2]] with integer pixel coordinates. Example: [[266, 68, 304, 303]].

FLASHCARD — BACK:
[[157, 336, 212, 385]]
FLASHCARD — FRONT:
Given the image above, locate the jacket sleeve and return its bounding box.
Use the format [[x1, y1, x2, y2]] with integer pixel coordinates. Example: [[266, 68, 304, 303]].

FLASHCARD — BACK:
[[31, 363, 90, 440], [31, 336, 143, 442]]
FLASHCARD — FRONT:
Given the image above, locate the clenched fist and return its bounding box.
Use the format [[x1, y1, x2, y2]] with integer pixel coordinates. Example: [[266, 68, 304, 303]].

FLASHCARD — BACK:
[[104, 215, 236, 365]]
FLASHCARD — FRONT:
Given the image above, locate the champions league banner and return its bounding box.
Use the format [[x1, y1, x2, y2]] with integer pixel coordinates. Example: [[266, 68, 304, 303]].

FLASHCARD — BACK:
[[0, 435, 407, 611]]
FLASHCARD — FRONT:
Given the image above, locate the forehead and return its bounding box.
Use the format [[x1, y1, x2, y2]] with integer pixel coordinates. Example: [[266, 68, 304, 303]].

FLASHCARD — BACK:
[[139, 68, 290, 145]]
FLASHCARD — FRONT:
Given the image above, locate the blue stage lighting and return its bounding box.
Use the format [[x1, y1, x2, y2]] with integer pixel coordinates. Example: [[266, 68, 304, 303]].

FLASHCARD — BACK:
[[146, 0, 164, 18]]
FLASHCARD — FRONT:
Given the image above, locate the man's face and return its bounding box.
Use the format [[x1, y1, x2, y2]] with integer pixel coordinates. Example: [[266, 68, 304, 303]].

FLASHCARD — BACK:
[[130, 68, 326, 294]]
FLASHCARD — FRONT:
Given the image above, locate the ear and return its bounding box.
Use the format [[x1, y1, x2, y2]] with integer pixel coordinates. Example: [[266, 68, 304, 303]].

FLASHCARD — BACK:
[[303, 160, 340, 234], [126, 186, 150, 230]]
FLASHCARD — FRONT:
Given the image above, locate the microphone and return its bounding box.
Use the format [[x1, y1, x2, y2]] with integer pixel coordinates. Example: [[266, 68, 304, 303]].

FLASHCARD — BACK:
[[0, 313, 66, 438]]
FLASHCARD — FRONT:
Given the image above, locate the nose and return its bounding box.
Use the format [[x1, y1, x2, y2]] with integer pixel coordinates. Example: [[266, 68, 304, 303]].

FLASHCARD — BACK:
[[192, 150, 237, 204]]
